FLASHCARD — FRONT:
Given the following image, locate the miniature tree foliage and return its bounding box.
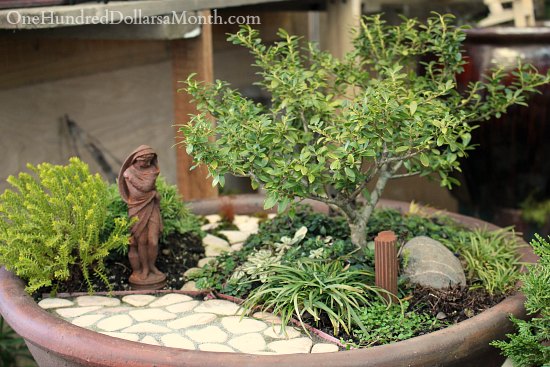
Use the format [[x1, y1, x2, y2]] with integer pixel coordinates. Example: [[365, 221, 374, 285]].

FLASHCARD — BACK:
[[179, 14, 550, 249]]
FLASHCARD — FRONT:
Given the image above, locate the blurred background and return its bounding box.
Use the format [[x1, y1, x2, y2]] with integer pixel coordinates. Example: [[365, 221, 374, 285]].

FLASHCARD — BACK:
[[0, 0, 549, 244]]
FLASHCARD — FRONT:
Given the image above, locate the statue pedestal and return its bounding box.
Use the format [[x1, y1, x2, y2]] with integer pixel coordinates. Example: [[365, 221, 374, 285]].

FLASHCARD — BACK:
[[129, 272, 167, 291]]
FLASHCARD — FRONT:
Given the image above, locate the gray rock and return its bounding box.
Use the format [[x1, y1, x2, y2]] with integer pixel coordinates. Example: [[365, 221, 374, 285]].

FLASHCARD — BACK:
[[402, 236, 466, 289]]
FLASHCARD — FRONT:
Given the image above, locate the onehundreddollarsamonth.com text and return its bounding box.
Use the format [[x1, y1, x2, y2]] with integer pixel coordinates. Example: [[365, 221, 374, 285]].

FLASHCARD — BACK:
[[4, 9, 261, 26]]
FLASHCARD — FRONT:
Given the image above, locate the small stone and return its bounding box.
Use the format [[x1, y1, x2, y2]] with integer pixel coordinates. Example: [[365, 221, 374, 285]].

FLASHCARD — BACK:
[[184, 267, 202, 278], [181, 281, 200, 292], [38, 298, 74, 309], [263, 326, 302, 339], [253, 312, 282, 325], [201, 223, 220, 231], [100, 332, 139, 342], [96, 307, 132, 315], [75, 296, 120, 307], [436, 312, 447, 320], [187, 325, 228, 343], [218, 230, 250, 244], [166, 301, 200, 313], [203, 234, 231, 257], [56, 306, 102, 318], [311, 343, 339, 353], [140, 336, 160, 346], [129, 308, 177, 322], [122, 295, 156, 307], [122, 323, 171, 333], [198, 257, 216, 268], [221, 316, 268, 334], [205, 214, 221, 224], [233, 215, 258, 225], [203, 233, 229, 247], [96, 315, 133, 332], [161, 334, 195, 349], [162, 249, 171, 256], [71, 314, 105, 327], [199, 344, 236, 353], [402, 236, 466, 289], [167, 313, 217, 329], [228, 333, 267, 353], [149, 293, 193, 307], [268, 337, 313, 354], [194, 299, 243, 315], [231, 243, 244, 252]]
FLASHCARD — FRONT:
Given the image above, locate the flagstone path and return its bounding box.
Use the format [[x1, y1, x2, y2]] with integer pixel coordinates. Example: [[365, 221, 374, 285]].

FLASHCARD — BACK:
[[39, 294, 339, 354]]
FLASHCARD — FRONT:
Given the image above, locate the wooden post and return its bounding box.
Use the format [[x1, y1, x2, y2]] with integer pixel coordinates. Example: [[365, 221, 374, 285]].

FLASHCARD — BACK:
[[322, 0, 362, 58], [171, 11, 218, 200], [374, 230, 398, 302]]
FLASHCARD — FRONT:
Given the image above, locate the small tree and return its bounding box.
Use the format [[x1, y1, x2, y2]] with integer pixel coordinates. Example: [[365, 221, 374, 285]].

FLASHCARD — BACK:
[[178, 14, 550, 249]]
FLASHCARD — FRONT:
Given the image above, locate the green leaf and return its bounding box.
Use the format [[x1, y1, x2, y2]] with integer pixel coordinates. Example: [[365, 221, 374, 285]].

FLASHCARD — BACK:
[[420, 153, 429, 167], [409, 101, 418, 115], [344, 167, 356, 180], [264, 195, 278, 210]]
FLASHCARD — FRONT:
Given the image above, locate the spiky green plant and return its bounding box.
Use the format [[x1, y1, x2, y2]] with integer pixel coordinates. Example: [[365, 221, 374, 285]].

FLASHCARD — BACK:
[[241, 259, 388, 336], [0, 158, 130, 294]]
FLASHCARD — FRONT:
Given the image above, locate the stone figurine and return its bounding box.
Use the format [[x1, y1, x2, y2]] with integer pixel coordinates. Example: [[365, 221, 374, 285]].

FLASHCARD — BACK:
[[118, 145, 166, 289]]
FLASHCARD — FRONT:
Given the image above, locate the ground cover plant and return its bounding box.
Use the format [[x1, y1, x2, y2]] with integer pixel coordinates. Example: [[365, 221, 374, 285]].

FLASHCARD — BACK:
[[188, 206, 523, 340], [179, 13, 550, 249], [492, 234, 550, 367]]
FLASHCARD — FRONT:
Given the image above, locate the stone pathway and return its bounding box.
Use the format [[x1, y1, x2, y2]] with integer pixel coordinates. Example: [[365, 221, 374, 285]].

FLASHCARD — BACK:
[[39, 294, 339, 354]]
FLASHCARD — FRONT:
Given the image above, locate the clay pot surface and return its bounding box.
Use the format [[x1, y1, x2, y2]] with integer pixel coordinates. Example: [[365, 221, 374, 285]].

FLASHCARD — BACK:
[[0, 195, 534, 367]]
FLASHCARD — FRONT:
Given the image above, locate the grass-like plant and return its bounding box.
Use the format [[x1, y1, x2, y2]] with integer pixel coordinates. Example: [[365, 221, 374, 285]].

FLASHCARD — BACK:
[[241, 259, 388, 336], [350, 300, 440, 347], [0, 158, 130, 294], [179, 13, 550, 249], [491, 234, 550, 367], [444, 227, 522, 295]]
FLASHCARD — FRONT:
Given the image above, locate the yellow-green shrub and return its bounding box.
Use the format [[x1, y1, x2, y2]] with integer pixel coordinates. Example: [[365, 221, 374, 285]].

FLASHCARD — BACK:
[[0, 158, 130, 294]]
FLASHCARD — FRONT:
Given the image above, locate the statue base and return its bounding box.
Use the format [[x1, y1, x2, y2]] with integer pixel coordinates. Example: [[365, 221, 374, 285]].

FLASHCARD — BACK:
[[129, 272, 167, 291]]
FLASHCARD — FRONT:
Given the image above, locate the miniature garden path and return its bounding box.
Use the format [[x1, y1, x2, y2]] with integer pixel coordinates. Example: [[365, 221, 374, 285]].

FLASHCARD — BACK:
[[38, 214, 339, 355], [39, 294, 339, 354]]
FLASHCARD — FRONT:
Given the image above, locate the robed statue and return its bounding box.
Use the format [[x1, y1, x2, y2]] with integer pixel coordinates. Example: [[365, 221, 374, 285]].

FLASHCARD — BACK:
[[118, 145, 166, 289]]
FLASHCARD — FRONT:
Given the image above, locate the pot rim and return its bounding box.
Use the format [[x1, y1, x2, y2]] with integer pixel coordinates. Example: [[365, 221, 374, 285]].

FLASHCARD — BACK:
[[0, 195, 532, 367], [465, 26, 550, 43]]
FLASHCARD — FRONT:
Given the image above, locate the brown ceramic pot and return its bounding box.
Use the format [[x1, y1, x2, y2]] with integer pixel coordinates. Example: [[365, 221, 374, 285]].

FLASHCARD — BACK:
[[0, 195, 535, 367]]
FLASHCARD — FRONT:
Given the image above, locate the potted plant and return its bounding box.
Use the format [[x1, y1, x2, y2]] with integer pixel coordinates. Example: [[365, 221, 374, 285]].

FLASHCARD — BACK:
[[0, 13, 548, 367], [491, 234, 550, 367]]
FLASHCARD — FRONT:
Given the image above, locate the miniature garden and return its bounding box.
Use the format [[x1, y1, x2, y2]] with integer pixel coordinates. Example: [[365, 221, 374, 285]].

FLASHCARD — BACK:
[[0, 13, 549, 367]]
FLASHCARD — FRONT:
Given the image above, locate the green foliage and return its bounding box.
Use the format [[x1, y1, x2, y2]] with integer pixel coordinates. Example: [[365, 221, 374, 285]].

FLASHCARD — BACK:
[[241, 259, 388, 336], [178, 13, 550, 248], [0, 316, 34, 367], [492, 234, 550, 367], [0, 158, 130, 294], [445, 227, 522, 295], [350, 300, 440, 346], [521, 197, 550, 227], [189, 206, 496, 297], [104, 175, 203, 244]]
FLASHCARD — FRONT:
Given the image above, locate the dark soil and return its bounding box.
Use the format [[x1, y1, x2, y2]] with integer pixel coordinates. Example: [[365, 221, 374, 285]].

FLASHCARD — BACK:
[[39, 232, 204, 297], [408, 284, 509, 326]]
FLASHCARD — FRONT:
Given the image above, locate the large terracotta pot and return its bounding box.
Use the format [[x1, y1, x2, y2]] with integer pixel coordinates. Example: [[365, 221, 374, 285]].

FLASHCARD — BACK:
[[454, 27, 550, 236], [0, 195, 535, 367]]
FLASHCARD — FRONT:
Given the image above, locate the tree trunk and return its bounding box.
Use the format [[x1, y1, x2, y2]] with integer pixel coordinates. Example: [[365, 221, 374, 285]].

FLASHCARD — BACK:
[[349, 218, 368, 250]]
